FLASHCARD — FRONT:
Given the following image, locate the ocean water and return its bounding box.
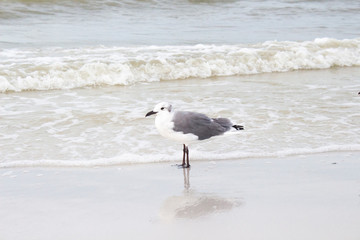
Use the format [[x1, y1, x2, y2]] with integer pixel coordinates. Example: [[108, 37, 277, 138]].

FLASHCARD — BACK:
[[0, 0, 360, 167]]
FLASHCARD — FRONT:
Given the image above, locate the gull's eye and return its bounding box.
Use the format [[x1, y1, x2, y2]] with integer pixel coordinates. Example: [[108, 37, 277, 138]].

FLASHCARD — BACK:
[[161, 107, 165, 110]]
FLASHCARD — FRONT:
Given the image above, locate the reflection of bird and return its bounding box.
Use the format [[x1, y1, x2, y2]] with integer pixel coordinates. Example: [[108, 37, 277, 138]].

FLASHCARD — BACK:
[[146, 102, 244, 168], [161, 193, 238, 220], [159, 168, 241, 221], [183, 168, 190, 190]]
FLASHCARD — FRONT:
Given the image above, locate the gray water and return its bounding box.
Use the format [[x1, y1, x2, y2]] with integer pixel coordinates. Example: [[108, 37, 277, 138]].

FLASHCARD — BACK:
[[1, 0, 360, 47]]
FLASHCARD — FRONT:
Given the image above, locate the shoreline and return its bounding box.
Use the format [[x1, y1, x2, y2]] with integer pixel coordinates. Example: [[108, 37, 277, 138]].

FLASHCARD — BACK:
[[1, 146, 360, 168], [1, 151, 360, 240]]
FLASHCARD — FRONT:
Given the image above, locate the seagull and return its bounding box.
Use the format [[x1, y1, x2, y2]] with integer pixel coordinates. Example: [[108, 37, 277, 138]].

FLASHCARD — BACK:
[[145, 102, 244, 168]]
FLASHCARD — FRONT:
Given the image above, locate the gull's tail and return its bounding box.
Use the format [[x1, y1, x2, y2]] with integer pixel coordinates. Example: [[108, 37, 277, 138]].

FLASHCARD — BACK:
[[232, 125, 244, 131], [212, 117, 244, 132]]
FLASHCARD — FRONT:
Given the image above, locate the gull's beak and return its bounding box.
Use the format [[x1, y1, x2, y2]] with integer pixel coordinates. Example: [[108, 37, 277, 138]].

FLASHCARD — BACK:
[[145, 110, 157, 117]]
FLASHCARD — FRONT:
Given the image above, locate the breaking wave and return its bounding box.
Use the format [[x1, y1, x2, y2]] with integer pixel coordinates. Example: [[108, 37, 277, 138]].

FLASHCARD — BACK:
[[1, 38, 360, 92]]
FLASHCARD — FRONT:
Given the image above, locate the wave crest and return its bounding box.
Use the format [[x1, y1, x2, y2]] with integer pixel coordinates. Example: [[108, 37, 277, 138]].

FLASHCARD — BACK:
[[1, 38, 360, 92]]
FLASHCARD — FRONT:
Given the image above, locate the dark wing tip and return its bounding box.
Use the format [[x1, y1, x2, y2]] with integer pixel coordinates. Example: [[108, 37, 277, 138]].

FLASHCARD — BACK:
[[232, 125, 244, 130]]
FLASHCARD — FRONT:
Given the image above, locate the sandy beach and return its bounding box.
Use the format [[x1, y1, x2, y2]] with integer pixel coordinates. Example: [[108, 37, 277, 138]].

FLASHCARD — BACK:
[[1, 152, 359, 240]]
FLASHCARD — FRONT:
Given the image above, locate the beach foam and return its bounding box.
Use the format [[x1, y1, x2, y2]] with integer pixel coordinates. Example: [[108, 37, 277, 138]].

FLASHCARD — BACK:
[[1, 144, 359, 168], [1, 38, 360, 92]]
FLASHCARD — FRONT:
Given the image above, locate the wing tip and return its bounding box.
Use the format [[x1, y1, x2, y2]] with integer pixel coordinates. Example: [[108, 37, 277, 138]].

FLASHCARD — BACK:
[[232, 125, 244, 131]]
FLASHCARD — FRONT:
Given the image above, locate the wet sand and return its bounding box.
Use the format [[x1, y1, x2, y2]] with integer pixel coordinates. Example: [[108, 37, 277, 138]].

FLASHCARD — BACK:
[[1, 152, 360, 240]]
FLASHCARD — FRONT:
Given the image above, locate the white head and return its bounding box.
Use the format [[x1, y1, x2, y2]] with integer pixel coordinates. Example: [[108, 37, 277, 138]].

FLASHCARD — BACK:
[[145, 102, 173, 117]]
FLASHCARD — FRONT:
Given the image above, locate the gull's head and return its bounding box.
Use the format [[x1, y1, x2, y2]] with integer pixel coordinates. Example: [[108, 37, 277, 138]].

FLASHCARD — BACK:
[[145, 102, 173, 117]]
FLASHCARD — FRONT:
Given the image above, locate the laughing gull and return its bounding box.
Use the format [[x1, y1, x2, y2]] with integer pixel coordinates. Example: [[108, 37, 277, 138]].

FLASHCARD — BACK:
[[145, 102, 244, 168]]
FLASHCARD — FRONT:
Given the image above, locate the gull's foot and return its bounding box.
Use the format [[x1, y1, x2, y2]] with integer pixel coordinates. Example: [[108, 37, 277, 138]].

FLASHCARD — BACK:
[[174, 164, 191, 169]]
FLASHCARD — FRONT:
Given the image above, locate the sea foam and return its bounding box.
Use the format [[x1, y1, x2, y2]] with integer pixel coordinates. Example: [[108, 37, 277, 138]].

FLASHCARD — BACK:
[[1, 38, 360, 92], [1, 144, 359, 168]]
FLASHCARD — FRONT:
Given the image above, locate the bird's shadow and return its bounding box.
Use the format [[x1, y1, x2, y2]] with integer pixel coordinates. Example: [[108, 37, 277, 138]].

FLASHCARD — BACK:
[[159, 167, 242, 221]]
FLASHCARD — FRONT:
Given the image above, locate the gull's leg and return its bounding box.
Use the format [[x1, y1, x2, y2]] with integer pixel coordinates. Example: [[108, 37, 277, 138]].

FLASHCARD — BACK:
[[185, 145, 190, 168], [176, 144, 190, 168], [182, 144, 186, 166]]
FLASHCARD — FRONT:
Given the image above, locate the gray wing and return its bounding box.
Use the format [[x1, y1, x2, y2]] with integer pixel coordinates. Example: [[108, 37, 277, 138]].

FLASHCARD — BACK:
[[172, 111, 232, 140]]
